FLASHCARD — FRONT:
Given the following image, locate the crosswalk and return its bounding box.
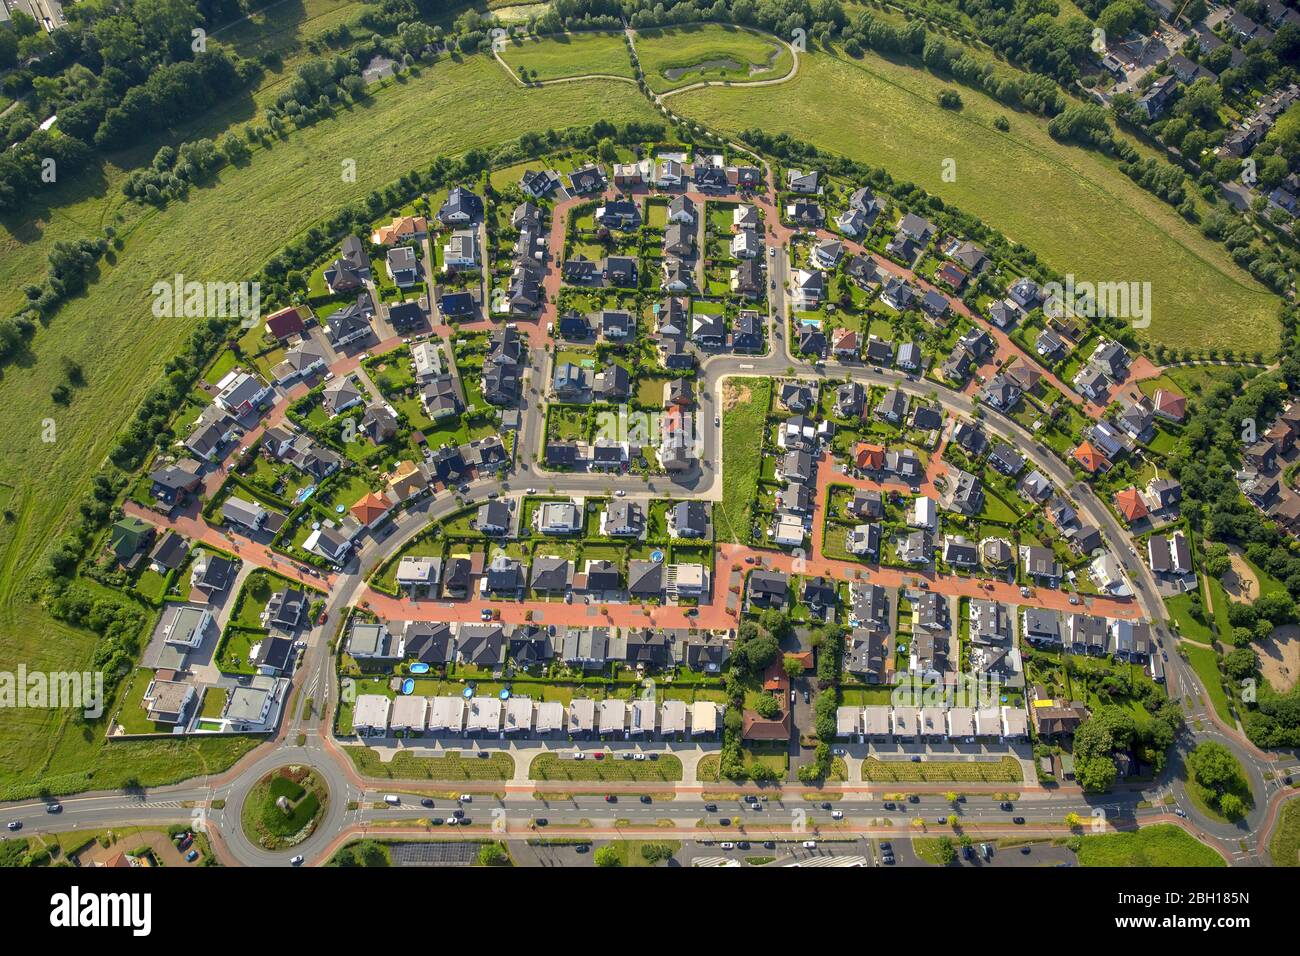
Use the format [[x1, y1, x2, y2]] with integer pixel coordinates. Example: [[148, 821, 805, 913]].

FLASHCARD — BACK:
[[785, 855, 869, 867]]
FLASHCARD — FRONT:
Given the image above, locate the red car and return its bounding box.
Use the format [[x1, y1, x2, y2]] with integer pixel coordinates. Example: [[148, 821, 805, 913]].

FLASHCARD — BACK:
[[593, 752, 604, 760]]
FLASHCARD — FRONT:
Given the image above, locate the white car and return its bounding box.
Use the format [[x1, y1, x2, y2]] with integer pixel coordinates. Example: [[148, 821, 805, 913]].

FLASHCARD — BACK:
[[768, 247, 776, 257], [527, 487, 536, 494], [573, 752, 586, 760], [831, 810, 844, 820], [802, 840, 817, 849], [719, 842, 736, 850], [633, 753, 647, 761], [459, 794, 472, 802], [290, 855, 304, 866], [615, 489, 626, 497]]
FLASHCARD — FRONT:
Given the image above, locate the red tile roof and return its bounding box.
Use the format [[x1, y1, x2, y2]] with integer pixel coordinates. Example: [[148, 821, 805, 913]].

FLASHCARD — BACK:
[[1114, 486, 1148, 522], [265, 305, 305, 339], [1071, 441, 1110, 474]]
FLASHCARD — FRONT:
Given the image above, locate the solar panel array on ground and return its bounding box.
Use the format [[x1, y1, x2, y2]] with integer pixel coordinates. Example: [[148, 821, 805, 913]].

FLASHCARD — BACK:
[[388, 841, 478, 866]]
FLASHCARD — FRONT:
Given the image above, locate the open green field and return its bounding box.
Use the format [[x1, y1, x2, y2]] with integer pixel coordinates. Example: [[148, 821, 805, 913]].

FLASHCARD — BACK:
[[0, 57, 657, 798], [1073, 824, 1226, 867], [499, 31, 634, 81], [636, 24, 792, 93], [670, 47, 1279, 352], [718, 376, 770, 543]]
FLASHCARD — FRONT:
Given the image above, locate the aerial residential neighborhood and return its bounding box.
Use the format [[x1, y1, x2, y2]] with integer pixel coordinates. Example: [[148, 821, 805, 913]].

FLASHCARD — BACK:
[[0, 1, 1295, 915]]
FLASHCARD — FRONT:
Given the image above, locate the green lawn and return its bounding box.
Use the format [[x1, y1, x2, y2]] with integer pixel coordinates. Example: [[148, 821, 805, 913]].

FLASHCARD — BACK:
[[1165, 592, 1216, 643], [1269, 796, 1300, 866], [670, 45, 1278, 352], [1072, 824, 1225, 867], [240, 767, 326, 849], [500, 31, 635, 82], [637, 23, 793, 92], [344, 748, 515, 781], [0, 57, 658, 799], [530, 753, 684, 782], [718, 377, 771, 543], [1182, 641, 1234, 724]]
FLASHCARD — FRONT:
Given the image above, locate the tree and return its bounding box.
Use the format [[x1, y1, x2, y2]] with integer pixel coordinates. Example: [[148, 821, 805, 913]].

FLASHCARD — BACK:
[[936, 836, 956, 865], [1187, 741, 1242, 796], [1064, 812, 1082, 829], [783, 654, 804, 679], [477, 843, 508, 866], [593, 845, 620, 867], [1218, 792, 1246, 820], [1075, 755, 1118, 792]]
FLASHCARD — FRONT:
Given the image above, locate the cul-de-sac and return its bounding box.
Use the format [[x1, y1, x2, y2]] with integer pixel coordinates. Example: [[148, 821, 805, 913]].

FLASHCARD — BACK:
[[1, 0, 1299, 875]]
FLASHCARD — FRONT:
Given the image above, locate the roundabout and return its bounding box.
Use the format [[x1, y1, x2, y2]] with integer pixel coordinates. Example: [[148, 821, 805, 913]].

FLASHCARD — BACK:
[[239, 765, 330, 852]]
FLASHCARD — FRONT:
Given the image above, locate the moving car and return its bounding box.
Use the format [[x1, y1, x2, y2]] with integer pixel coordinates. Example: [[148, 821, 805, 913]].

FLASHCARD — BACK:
[[420, 798, 434, 808], [831, 810, 844, 820], [290, 855, 304, 866], [6, 821, 20, 831], [45, 803, 61, 814], [1013, 816, 1026, 825]]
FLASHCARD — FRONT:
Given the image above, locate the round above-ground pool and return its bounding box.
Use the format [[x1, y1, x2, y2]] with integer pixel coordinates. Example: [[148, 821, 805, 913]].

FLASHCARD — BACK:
[[650, 549, 664, 562], [401, 677, 415, 695]]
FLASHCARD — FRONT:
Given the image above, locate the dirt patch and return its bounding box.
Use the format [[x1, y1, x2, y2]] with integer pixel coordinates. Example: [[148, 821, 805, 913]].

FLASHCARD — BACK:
[[1223, 546, 1260, 601], [1258, 624, 1300, 693], [722, 382, 751, 412]]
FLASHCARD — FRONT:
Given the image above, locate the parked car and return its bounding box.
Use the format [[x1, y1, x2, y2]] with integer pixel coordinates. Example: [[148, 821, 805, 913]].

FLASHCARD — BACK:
[[720, 842, 736, 850], [185, 849, 199, 862], [802, 840, 817, 849], [428, 818, 444, 826]]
